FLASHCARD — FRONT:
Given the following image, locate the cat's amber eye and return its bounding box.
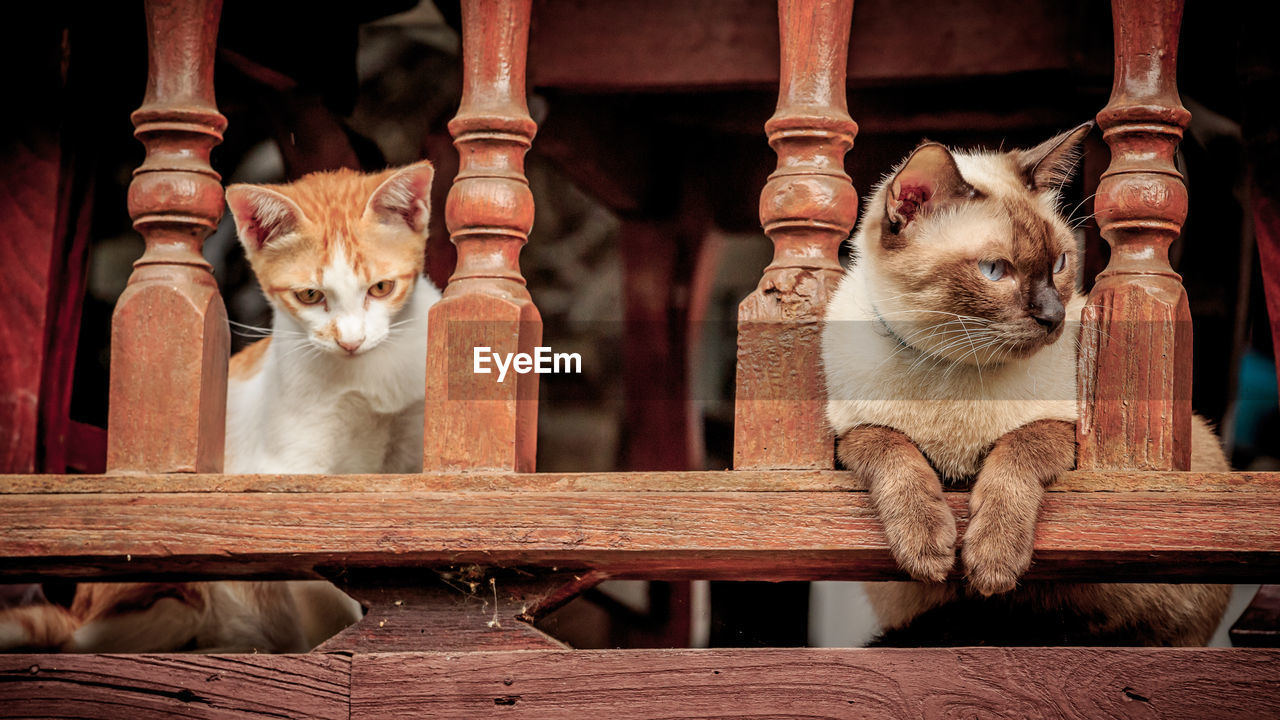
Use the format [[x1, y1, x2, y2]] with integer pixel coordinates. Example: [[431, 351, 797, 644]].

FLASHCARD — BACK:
[[368, 280, 396, 298], [1053, 252, 1068, 274], [295, 288, 325, 305], [977, 259, 1008, 282]]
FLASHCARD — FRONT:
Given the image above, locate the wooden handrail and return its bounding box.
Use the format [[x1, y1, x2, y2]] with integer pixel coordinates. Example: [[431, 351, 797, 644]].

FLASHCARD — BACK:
[[3, 472, 1278, 583]]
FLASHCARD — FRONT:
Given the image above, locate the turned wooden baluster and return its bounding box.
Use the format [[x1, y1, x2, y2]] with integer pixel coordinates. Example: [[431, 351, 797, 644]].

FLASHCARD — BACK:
[[735, 0, 858, 470], [1078, 0, 1191, 471], [424, 0, 541, 471], [107, 0, 228, 473]]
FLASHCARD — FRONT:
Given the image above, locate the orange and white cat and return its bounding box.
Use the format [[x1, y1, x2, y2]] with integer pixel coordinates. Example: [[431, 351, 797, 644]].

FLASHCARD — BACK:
[[0, 161, 441, 653]]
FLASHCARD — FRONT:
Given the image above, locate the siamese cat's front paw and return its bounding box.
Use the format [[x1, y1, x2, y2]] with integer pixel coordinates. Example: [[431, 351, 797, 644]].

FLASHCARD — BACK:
[[880, 489, 957, 583], [960, 475, 1041, 596]]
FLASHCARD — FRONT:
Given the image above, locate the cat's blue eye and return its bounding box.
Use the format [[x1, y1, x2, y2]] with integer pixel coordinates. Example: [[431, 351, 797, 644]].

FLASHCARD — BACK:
[[1053, 252, 1068, 274], [977, 259, 1007, 281]]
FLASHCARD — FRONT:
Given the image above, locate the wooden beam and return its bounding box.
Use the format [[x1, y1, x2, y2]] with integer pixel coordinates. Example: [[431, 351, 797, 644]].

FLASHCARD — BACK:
[[0, 653, 350, 720], [1, 477, 1278, 582], [528, 0, 1108, 91], [4, 470, 1278, 494]]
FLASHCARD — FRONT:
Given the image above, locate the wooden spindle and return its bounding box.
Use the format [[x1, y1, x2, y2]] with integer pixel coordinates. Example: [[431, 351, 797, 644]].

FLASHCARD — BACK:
[[734, 0, 858, 470], [106, 0, 228, 473], [1077, 0, 1191, 471], [424, 0, 541, 472]]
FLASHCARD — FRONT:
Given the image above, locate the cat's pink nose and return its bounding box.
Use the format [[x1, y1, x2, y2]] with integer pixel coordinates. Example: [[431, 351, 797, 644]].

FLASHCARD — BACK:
[[337, 337, 364, 354]]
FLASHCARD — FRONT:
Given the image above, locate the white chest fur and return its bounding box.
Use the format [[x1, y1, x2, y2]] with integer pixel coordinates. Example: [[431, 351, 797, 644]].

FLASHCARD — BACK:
[[822, 267, 1081, 481], [225, 276, 442, 474]]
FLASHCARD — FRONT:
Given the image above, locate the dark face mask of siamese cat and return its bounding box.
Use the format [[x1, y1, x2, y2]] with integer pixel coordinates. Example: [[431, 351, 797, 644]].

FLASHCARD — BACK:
[[868, 123, 1092, 365]]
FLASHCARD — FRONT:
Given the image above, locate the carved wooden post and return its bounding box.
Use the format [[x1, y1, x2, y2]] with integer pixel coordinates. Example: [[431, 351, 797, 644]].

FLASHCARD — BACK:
[[424, 0, 541, 472], [1078, 0, 1191, 471], [107, 0, 228, 473], [735, 0, 858, 470]]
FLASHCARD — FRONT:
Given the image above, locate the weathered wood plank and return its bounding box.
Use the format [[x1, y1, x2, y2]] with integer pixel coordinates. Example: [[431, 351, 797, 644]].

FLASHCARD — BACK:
[[0, 653, 349, 720], [3, 470, 1278, 494], [1, 489, 1277, 582], [350, 648, 1280, 719]]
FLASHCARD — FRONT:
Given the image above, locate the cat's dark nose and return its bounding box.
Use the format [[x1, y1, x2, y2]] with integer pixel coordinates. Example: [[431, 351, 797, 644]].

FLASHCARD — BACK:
[[1029, 283, 1064, 333]]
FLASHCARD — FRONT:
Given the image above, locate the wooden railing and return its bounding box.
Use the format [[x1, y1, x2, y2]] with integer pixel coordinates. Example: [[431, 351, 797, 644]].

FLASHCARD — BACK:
[[3, 0, 1279, 716]]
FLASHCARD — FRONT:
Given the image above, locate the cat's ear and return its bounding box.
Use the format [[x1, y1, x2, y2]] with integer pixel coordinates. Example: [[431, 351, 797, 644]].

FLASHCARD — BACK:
[[364, 160, 435, 234], [884, 142, 976, 232], [225, 185, 307, 253], [1015, 121, 1094, 192]]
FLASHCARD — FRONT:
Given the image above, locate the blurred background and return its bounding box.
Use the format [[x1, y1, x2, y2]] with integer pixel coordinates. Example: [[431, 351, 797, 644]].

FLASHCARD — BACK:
[[4, 0, 1278, 648]]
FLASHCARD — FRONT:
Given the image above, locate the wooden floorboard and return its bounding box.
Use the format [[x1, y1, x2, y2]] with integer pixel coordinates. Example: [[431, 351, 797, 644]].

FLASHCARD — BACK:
[[350, 647, 1280, 719], [0, 653, 350, 720], [1, 487, 1278, 582], [5, 648, 1276, 719]]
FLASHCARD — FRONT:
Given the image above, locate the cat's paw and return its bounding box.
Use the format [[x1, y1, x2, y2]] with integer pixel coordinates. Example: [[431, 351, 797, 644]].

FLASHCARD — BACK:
[[880, 494, 957, 583], [961, 481, 1039, 596]]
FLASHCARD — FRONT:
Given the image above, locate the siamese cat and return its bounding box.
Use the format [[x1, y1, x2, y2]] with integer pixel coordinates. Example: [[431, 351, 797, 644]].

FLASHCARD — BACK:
[[822, 125, 1229, 645]]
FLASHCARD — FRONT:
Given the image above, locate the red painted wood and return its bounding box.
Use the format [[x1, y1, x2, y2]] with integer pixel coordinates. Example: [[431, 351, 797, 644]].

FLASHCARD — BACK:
[[106, 0, 229, 473], [528, 0, 1106, 91], [621, 219, 704, 471], [1256, 193, 1280, 406], [734, 0, 857, 470], [0, 653, 350, 719], [349, 648, 1280, 719], [2, 482, 1278, 582], [424, 0, 541, 472], [1077, 0, 1193, 471], [0, 26, 64, 474]]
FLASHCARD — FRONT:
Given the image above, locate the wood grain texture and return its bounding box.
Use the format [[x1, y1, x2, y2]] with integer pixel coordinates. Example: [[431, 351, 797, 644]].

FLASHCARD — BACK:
[[314, 571, 595, 652], [0, 653, 349, 719], [735, 0, 856, 470], [5, 649, 1276, 719], [425, 0, 541, 472], [528, 0, 1107, 90], [2, 488, 1277, 582], [1077, 0, 1192, 472], [3, 470, 1278, 494], [350, 648, 1280, 719], [107, 0, 229, 473]]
